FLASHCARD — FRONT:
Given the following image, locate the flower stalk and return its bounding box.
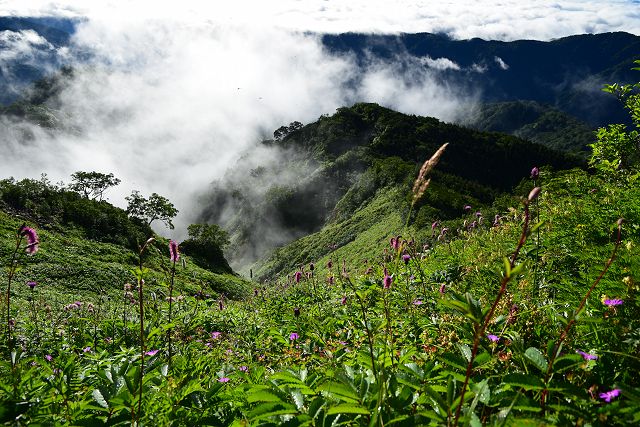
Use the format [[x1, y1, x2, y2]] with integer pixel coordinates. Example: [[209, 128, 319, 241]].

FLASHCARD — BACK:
[[540, 218, 623, 412], [453, 189, 537, 427]]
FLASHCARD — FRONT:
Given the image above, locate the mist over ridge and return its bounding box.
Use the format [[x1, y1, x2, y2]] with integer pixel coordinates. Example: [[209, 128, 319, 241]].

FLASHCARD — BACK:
[[0, 5, 638, 265]]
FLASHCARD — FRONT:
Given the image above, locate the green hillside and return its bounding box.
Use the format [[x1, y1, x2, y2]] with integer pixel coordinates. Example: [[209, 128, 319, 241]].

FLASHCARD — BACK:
[[462, 101, 596, 154], [200, 103, 582, 274], [0, 178, 250, 301]]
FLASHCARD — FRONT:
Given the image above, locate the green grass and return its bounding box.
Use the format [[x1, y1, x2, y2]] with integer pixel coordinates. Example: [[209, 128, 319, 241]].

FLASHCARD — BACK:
[[0, 165, 639, 425], [0, 210, 251, 302]]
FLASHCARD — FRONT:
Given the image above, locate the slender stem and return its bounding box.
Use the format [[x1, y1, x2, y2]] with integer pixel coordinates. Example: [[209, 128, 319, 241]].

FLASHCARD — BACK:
[[453, 201, 532, 427], [355, 289, 378, 380], [540, 219, 623, 412], [6, 234, 24, 354], [168, 259, 176, 368], [136, 238, 153, 425], [137, 270, 144, 424]]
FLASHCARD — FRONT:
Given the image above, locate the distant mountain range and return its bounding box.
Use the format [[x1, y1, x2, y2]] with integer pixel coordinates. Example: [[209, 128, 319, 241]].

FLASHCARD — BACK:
[[1, 16, 638, 128], [322, 31, 640, 127]]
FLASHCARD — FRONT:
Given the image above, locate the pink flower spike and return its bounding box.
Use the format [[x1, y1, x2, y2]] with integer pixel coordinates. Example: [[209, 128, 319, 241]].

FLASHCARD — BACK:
[[145, 349, 159, 356], [487, 334, 499, 342], [599, 388, 621, 402], [169, 240, 180, 262], [289, 332, 299, 341], [604, 299, 623, 306], [218, 377, 230, 383], [21, 226, 39, 255], [383, 275, 392, 289]]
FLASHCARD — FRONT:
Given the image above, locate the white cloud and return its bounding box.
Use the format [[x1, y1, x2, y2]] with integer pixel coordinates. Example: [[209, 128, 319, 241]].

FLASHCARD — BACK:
[[0, 0, 637, 239], [494, 56, 509, 70], [471, 63, 488, 73], [0, 19, 474, 238], [420, 56, 461, 71], [0, 0, 638, 40]]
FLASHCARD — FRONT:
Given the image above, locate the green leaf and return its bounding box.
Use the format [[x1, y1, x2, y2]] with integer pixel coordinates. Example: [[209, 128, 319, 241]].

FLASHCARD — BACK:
[[471, 380, 490, 405], [503, 257, 511, 277], [553, 354, 584, 373], [247, 391, 284, 403], [317, 381, 360, 403], [247, 402, 298, 420], [439, 352, 468, 371], [457, 343, 472, 362], [503, 373, 545, 390], [524, 347, 548, 372], [92, 389, 109, 409], [325, 403, 370, 416]]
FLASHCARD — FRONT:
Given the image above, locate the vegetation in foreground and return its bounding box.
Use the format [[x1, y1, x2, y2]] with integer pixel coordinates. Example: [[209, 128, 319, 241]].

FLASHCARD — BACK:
[[0, 69, 639, 426]]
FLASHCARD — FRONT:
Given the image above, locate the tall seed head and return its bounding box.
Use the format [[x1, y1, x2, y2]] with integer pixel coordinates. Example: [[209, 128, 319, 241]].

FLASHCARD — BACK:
[[412, 143, 448, 206]]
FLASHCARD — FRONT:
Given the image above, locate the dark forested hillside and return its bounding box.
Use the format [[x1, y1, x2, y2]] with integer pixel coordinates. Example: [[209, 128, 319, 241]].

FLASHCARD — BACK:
[[463, 101, 596, 154]]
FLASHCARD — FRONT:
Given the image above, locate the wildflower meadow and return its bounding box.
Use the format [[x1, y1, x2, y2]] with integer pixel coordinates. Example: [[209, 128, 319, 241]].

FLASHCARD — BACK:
[[1, 70, 640, 426]]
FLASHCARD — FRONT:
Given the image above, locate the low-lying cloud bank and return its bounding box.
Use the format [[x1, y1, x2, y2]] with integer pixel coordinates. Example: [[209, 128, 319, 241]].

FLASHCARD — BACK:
[[0, 0, 638, 241], [0, 17, 475, 238]]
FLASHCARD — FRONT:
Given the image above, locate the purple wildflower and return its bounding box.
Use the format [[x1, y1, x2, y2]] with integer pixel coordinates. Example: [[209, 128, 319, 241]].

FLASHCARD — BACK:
[[487, 334, 500, 342], [45, 355, 53, 362], [530, 166, 539, 180], [239, 365, 248, 372], [439, 284, 446, 294], [20, 226, 39, 255], [431, 221, 439, 230], [599, 388, 621, 402], [402, 254, 411, 264], [341, 296, 347, 305], [390, 236, 401, 250], [27, 281, 37, 289], [475, 211, 482, 218], [211, 332, 222, 339], [83, 346, 92, 353], [169, 240, 180, 262], [294, 271, 302, 283], [383, 274, 393, 289], [145, 349, 159, 356], [218, 377, 230, 383], [289, 332, 299, 341], [604, 299, 623, 306], [576, 350, 598, 361], [463, 205, 471, 211], [413, 299, 423, 305]]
